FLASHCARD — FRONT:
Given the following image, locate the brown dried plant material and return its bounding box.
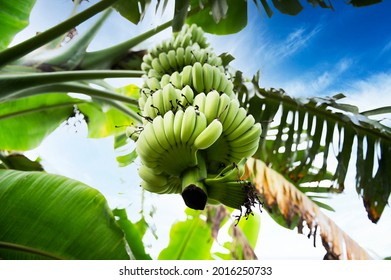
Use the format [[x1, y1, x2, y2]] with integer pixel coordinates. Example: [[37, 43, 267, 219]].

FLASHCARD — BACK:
[[243, 157, 372, 260]]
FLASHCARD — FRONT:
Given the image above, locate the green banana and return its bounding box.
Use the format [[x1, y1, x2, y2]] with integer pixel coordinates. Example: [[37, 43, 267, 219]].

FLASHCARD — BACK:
[[194, 118, 223, 150], [169, 71, 182, 89], [163, 110, 176, 147], [152, 115, 171, 150], [181, 65, 193, 86], [173, 109, 184, 145], [226, 114, 256, 141], [224, 107, 247, 136], [158, 52, 171, 72], [176, 47, 185, 68], [204, 90, 221, 123], [202, 63, 213, 92], [187, 111, 207, 145], [192, 62, 204, 93], [180, 106, 197, 144]]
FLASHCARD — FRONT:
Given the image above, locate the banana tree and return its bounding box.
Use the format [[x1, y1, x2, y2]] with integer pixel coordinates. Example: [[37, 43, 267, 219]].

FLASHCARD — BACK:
[[0, 0, 389, 260]]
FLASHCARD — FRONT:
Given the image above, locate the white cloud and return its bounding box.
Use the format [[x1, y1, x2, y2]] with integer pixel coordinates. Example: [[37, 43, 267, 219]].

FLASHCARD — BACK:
[[279, 57, 354, 97], [273, 25, 322, 59]]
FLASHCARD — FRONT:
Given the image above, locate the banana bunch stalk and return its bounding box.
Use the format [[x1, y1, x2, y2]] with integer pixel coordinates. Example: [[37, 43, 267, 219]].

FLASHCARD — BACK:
[[128, 24, 262, 214]]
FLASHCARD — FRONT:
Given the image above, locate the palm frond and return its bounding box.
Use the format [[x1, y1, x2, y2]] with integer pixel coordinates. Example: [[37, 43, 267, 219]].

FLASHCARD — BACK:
[[234, 71, 391, 223]]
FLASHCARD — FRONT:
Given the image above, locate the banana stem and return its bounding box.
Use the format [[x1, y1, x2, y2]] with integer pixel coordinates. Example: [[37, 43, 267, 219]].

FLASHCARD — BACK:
[[80, 19, 173, 69], [0, 0, 120, 68], [2, 82, 141, 122], [40, 9, 114, 69], [0, 70, 144, 96], [181, 153, 208, 210]]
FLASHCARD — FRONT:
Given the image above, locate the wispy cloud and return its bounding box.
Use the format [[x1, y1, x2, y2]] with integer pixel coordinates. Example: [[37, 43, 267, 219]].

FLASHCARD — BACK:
[[279, 57, 354, 97], [259, 24, 323, 63]]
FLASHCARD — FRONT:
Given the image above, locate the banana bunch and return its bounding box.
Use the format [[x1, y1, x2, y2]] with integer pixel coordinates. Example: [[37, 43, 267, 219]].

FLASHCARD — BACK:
[[128, 24, 262, 213]]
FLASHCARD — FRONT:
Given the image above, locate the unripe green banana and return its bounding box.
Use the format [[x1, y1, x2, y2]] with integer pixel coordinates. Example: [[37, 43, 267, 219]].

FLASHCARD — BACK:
[[216, 93, 231, 118], [219, 98, 240, 130], [181, 33, 192, 48], [167, 49, 178, 69], [192, 62, 204, 93], [141, 62, 151, 72], [228, 122, 262, 147], [143, 53, 153, 65], [151, 58, 165, 75], [158, 52, 171, 72], [142, 122, 166, 155], [176, 47, 185, 68], [145, 77, 161, 91], [184, 46, 193, 66], [187, 111, 207, 145], [181, 106, 197, 144], [202, 63, 214, 92], [169, 71, 182, 89], [179, 85, 194, 107], [173, 33, 183, 49], [160, 74, 171, 87], [163, 110, 176, 147], [143, 90, 163, 119], [226, 114, 256, 141], [224, 107, 248, 136], [181, 65, 193, 86], [126, 125, 141, 141], [204, 90, 221, 123], [147, 69, 161, 79], [139, 165, 168, 188], [194, 118, 223, 150], [173, 109, 184, 145], [211, 65, 222, 90], [162, 83, 178, 112], [193, 92, 206, 112], [152, 115, 171, 150]]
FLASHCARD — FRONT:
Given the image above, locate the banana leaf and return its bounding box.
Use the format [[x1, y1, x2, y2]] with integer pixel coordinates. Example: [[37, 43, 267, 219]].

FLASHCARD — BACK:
[[0, 0, 36, 51], [233, 71, 391, 223], [0, 169, 129, 259]]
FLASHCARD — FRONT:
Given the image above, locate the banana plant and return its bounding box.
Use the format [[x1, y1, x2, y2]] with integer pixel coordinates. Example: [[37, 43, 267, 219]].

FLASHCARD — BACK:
[[0, 0, 389, 260]]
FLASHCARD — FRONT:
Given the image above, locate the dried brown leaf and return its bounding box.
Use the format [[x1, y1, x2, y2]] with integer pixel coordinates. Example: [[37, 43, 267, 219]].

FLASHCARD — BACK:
[[244, 158, 372, 260]]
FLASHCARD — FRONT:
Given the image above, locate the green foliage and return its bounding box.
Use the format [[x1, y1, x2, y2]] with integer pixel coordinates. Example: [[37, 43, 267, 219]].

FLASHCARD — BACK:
[[0, 0, 36, 51], [187, 0, 248, 35], [233, 71, 391, 223], [158, 209, 214, 260], [112, 208, 152, 260], [0, 94, 79, 151], [0, 169, 129, 259], [0, 0, 387, 261], [0, 153, 43, 171], [114, 0, 151, 24]]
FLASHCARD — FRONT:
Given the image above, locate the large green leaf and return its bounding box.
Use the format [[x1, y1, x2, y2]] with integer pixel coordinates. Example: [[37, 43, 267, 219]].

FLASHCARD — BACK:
[[112, 208, 151, 260], [78, 101, 134, 138], [234, 71, 391, 223], [187, 0, 247, 35], [0, 93, 79, 151], [114, 0, 151, 24], [158, 209, 213, 260], [0, 0, 36, 51], [0, 169, 129, 259]]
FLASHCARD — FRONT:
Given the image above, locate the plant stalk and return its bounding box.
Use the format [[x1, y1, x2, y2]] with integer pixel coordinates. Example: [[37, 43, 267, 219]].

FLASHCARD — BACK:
[[0, 70, 144, 96], [181, 153, 208, 210], [2, 82, 142, 122], [0, 0, 120, 68], [80, 19, 173, 69]]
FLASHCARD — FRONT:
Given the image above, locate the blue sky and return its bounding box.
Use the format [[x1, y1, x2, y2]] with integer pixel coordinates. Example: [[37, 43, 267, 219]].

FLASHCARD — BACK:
[[207, 1, 391, 101], [14, 0, 391, 259]]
